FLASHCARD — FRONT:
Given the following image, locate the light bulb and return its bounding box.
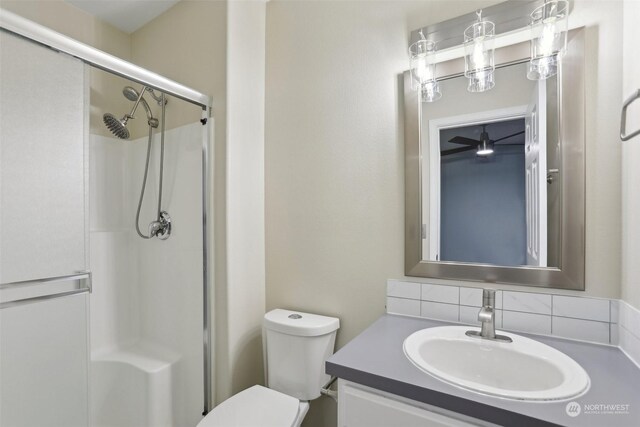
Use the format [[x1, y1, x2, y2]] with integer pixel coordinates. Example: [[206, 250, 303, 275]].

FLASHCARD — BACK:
[[416, 58, 432, 82], [539, 22, 556, 57], [472, 41, 485, 71]]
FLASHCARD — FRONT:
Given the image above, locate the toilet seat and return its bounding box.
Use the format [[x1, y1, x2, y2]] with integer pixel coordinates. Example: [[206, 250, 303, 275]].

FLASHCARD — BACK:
[[197, 385, 305, 427]]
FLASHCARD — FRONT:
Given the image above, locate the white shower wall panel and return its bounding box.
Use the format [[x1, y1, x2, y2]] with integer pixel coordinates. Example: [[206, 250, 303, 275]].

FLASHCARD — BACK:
[[90, 134, 140, 354], [89, 230, 140, 353], [129, 122, 205, 426], [90, 134, 130, 232], [89, 121, 204, 427]]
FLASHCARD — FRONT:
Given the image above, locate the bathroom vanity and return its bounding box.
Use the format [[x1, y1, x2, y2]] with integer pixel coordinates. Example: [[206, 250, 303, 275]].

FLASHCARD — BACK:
[[326, 315, 640, 427]]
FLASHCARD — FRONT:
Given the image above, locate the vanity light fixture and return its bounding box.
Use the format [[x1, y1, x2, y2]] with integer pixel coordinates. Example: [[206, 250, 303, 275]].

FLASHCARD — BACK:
[[409, 36, 441, 102], [464, 10, 496, 93], [408, 1, 572, 98], [527, 0, 569, 80]]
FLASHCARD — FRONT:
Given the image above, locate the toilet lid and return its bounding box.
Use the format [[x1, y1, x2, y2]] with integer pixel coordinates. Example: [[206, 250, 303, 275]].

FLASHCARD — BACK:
[[198, 385, 300, 427]]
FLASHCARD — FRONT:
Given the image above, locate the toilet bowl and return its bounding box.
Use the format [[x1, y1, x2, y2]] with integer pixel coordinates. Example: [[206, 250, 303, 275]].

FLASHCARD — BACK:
[[197, 309, 339, 427]]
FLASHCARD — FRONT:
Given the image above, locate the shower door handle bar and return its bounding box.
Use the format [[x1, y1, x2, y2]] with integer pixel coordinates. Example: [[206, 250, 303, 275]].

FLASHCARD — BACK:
[[621, 89, 640, 141], [0, 271, 92, 309]]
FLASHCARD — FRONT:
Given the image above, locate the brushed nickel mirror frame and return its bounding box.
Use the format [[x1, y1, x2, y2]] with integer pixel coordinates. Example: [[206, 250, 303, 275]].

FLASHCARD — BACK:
[[404, 29, 585, 290]]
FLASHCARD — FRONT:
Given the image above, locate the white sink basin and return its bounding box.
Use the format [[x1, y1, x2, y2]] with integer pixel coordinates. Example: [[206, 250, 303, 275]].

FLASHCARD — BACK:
[[403, 326, 590, 401]]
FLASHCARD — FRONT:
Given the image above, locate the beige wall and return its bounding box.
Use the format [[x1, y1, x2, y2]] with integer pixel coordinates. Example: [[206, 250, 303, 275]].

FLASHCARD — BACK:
[[622, 0, 640, 310], [224, 0, 267, 399], [0, 0, 132, 137], [266, 1, 623, 425]]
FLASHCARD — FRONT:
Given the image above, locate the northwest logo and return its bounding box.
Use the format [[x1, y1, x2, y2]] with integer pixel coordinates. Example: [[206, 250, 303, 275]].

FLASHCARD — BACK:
[[566, 401, 582, 417]]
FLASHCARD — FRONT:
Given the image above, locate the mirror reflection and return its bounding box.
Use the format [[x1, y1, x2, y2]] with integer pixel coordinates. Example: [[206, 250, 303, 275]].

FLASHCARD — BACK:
[[421, 61, 560, 268]]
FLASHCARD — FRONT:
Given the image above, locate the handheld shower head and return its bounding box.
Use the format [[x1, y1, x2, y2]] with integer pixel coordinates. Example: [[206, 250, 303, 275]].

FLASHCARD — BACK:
[[103, 113, 130, 139], [123, 86, 158, 127], [123, 86, 141, 102]]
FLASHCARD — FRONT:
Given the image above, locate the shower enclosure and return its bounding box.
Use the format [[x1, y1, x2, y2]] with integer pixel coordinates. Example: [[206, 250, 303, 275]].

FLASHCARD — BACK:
[[0, 10, 213, 427]]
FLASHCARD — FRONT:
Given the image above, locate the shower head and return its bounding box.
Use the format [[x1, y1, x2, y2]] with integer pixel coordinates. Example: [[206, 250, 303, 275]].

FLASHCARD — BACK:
[[125, 85, 165, 105], [123, 86, 140, 102], [103, 113, 130, 139], [122, 86, 158, 127]]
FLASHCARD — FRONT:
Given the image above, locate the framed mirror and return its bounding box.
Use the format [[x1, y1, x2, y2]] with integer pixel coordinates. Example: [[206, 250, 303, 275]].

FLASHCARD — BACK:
[[404, 29, 585, 290]]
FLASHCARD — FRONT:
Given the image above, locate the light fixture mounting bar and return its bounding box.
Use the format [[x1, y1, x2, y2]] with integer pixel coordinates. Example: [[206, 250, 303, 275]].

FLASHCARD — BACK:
[[409, 0, 551, 50]]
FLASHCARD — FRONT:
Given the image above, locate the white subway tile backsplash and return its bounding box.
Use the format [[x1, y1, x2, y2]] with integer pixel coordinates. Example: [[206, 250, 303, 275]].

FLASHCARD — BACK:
[[619, 325, 640, 368], [387, 297, 421, 317], [459, 287, 483, 307], [503, 291, 552, 315], [421, 283, 459, 304], [619, 301, 640, 340], [387, 280, 421, 299], [459, 287, 502, 308], [421, 301, 459, 322], [552, 295, 610, 322], [552, 317, 610, 344], [502, 311, 552, 335], [459, 305, 503, 328]]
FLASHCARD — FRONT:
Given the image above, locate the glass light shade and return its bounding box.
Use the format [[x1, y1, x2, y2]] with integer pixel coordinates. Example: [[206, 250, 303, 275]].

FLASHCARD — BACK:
[[528, 0, 569, 80], [409, 39, 437, 92], [421, 81, 442, 102], [467, 69, 495, 93], [464, 19, 495, 93]]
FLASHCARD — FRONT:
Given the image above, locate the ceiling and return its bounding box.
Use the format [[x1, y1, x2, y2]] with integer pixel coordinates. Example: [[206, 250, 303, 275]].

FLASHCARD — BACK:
[[66, 0, 180, 33]]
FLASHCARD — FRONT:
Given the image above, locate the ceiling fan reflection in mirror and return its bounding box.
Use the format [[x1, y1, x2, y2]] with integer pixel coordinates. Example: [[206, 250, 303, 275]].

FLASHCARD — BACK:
[[443, 124, 525, 157]]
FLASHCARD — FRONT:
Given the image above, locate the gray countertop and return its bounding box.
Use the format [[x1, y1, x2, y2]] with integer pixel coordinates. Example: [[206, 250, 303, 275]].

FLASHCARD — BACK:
[[326, 314, 640, 427]]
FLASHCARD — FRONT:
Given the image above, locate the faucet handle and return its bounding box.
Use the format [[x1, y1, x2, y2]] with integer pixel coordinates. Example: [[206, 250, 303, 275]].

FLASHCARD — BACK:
[[466, 288, 512, 343], [482, 289, 496, 307]]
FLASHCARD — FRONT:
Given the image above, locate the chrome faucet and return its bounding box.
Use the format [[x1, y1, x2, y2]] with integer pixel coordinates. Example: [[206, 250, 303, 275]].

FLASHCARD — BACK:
[[466, 289, 512, 343]]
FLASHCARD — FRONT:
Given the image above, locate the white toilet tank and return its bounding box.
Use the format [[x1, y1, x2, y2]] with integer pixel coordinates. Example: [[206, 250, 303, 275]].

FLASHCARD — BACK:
[[263, 309, 339, 401]]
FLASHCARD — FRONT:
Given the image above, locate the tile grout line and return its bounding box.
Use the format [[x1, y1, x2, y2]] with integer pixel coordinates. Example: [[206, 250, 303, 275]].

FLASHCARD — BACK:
[[550, 295, 554, 335], [609, 298, 612, 344], [610, 299, 613, 323]]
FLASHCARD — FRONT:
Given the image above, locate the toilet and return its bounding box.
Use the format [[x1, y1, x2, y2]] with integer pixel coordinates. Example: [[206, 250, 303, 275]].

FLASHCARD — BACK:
[[198, 309, 340, 427]]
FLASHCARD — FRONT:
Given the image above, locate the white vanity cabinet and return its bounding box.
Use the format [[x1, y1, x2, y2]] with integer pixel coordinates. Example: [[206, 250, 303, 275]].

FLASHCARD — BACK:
[[338, 380, 495, 427]]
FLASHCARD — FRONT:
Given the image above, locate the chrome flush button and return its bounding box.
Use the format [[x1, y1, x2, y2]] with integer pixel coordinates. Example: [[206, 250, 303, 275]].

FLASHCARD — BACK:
[[288, 314, 302, 319]]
